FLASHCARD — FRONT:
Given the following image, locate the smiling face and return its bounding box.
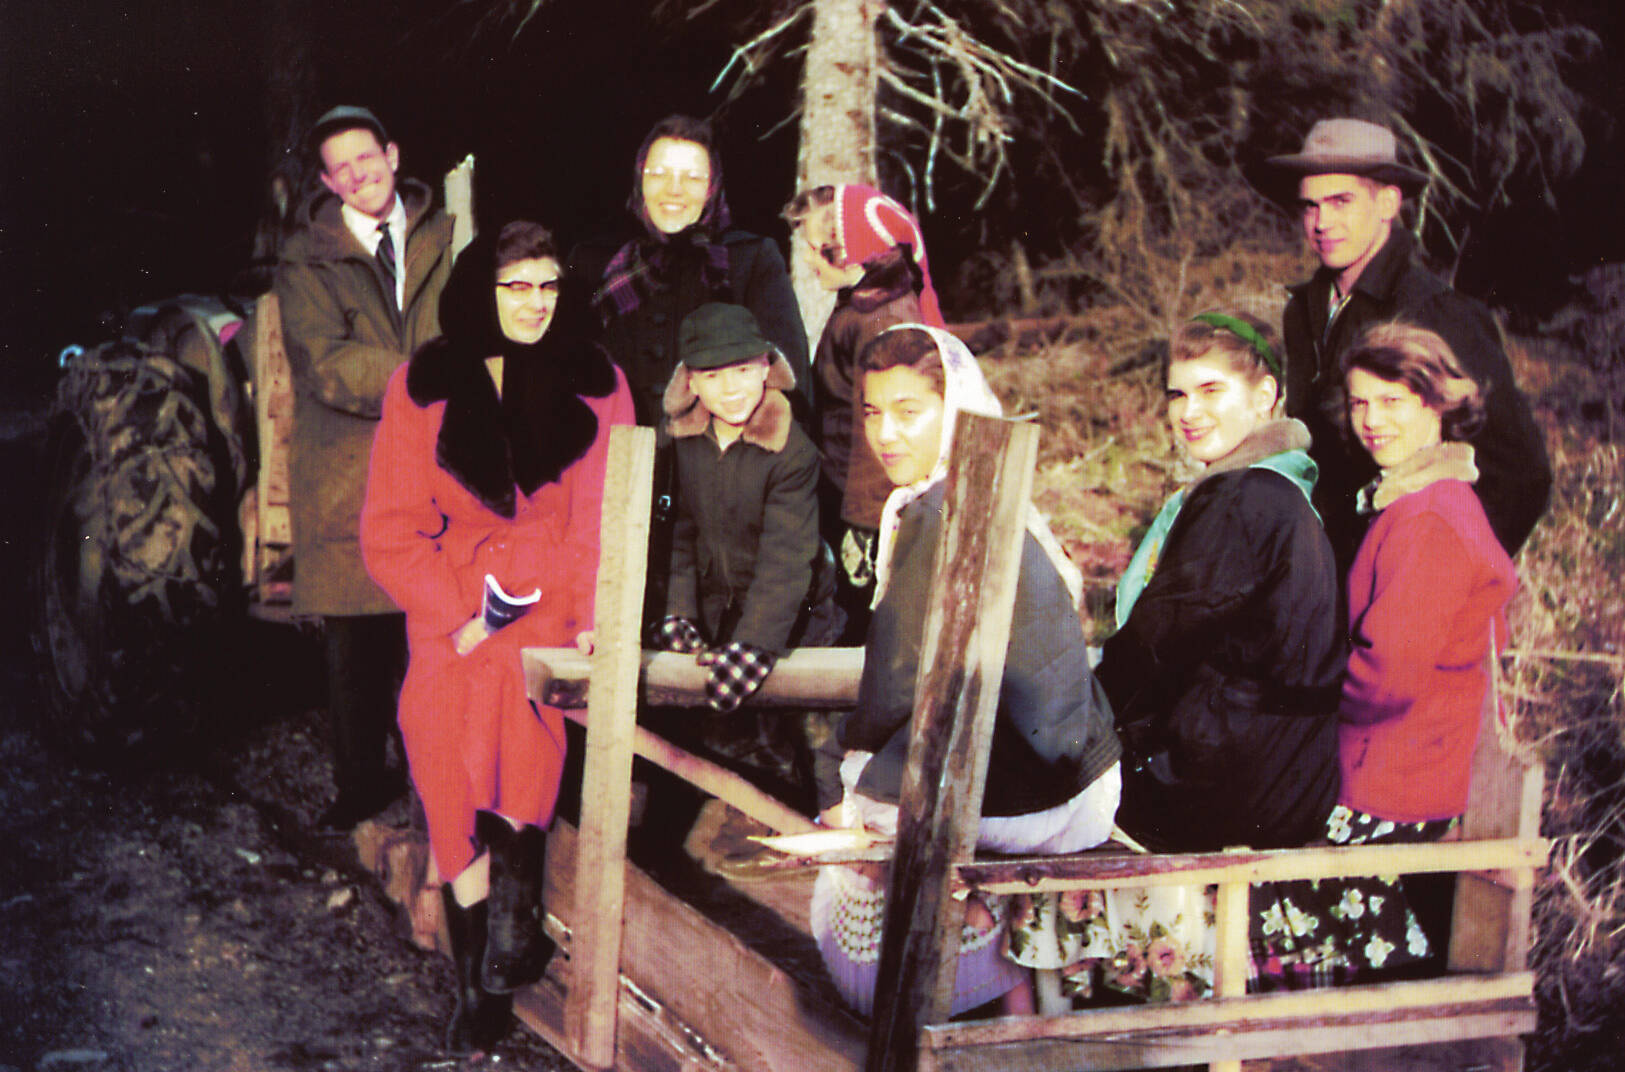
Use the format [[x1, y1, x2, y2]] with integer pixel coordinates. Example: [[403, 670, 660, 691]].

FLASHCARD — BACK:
[[494, 257, 562, 345], [1165, 351, 1278, 466], [641, 137, 712, 235], [1345, 366, 1443, 469], [318, 128, 400, 220], [1298, 173, 1400, 293], [689, 355, 771, 428], [863, 364, 947, 488], [795, 201, 863, 291]]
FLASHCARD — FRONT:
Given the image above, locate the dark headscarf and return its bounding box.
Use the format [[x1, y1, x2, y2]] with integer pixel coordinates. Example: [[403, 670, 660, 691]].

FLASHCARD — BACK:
[[592, 115, 733, 322], [408, 225, 616, 517]]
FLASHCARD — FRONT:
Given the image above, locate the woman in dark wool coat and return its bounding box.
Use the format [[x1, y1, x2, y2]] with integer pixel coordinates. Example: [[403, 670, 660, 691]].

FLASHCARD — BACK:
[[573, 113, 808, 428], [1099, 312, 1345, 855], [1071, 313, 1345, 1005]]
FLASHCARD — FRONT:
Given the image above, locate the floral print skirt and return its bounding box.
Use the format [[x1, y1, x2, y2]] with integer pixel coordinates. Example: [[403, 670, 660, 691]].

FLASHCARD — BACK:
[[1001, 804, 1458, 1004], [1005, 884, 1216, 1002], [1249, 804, 1456, 991]]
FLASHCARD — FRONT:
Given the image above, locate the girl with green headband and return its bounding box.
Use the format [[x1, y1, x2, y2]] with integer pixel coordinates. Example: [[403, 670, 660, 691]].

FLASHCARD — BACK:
[[1068, 312, 1347, 1004]]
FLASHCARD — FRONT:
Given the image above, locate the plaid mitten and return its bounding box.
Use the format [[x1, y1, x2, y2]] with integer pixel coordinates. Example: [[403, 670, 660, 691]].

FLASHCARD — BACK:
[[702, 642, 777, 712], [654, 615, 707, 654], [841, 526, 877, 587]]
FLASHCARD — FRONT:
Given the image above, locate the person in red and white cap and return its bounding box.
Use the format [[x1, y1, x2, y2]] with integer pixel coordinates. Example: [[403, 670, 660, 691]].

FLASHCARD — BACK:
[[782, 184, 943, 636]]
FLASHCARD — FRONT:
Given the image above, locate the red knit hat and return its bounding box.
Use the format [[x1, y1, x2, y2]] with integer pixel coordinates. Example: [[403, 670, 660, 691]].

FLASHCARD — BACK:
[[834, 185, 945, 328]]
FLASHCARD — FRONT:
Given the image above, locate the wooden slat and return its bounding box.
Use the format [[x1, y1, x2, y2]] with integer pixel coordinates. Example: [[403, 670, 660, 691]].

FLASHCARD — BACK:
[[1451, 651, 1545, 975], [1212, 880, 1249, 1001], [866, 415, 1039, 1072], [566, 425, 656, 1067], [1210, 878, 1248, 1072], [559, 709, 817, 837], [516, 974, 728, 1072], [917, 976, 1535, 1072], [444, 154, 476, 260], [919, 1004, 1535, 1072], [522, 645, 864, 710], [538, 819, 866, 1072], [954, 837, 1547, 893], [250, 291, 295, 592]]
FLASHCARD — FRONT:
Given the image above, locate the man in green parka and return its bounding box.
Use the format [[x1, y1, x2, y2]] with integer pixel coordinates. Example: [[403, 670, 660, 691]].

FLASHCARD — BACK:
[[275, 105, 453, 828]]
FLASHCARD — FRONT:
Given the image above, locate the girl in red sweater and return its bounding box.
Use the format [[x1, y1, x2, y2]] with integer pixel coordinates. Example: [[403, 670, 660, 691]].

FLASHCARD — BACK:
[[1254, 322, 1518, 989]]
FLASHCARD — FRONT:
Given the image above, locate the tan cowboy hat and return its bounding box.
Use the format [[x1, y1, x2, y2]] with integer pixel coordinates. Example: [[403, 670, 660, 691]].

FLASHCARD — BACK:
[[1268, 118, 1428, 193]]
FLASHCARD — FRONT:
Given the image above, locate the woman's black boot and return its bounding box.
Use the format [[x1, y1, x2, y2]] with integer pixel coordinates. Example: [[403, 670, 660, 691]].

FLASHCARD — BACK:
[[441, 885, 512, 1055], [477, 810, 555, 992]]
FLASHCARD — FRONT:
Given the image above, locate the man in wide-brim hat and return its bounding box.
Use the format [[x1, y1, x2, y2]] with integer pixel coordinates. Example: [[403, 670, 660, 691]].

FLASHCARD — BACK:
[[1271, 117, 1550, 572]]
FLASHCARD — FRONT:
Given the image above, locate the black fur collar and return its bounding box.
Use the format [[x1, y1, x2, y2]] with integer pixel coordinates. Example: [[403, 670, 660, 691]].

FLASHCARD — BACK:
[[405, 227, 617, 517]]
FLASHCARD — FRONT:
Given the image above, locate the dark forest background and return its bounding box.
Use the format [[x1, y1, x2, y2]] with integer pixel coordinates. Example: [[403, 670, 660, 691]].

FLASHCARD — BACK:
[[2, 0, 1622, 386]]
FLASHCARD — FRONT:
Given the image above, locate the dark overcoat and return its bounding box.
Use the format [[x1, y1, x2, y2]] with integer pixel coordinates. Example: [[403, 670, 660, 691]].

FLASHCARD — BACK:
[[275, 179, 453, 615], [573, 231, 808, 428], [1098, 451, 1346, 853], [663, 370, 837, 654], [1282, 226, 1550, 562]]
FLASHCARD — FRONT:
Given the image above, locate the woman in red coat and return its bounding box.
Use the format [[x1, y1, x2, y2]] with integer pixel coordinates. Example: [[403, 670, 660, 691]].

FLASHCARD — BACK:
[[1253, 322, 1518, 990], [361, 221, 634, 1054]]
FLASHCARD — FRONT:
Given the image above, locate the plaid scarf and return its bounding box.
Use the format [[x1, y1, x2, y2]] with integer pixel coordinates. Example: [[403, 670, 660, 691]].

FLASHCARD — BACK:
[[592, 195, 734, 323]]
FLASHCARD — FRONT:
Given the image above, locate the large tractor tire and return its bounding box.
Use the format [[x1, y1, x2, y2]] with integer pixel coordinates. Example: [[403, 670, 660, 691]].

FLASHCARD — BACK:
[[31, 332, 240, 761]]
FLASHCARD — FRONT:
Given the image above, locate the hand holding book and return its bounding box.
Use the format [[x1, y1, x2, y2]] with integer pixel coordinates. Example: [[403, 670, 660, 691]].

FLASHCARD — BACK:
[[483, 574, 542, 632]]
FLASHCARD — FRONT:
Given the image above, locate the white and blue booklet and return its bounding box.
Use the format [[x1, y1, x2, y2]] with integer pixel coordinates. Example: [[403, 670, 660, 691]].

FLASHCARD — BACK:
[[482, 574, 541, 631]]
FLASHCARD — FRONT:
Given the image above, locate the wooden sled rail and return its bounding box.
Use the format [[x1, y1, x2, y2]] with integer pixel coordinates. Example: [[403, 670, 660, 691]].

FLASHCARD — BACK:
[[522, 645, 864, 710], [917, 976, 1536, 1072], [514, 423, 1547, 1072]]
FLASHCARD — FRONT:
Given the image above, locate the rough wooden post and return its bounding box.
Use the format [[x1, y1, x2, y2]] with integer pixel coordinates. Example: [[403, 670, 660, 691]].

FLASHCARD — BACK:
[[1449, 651, 1543, 976], [864, 413, 1038, 1072], [1208, 876, 1250, 1072], [564, 425, 655, 1067], [443, 154, 476, 260], [248, 292, 293, 595]]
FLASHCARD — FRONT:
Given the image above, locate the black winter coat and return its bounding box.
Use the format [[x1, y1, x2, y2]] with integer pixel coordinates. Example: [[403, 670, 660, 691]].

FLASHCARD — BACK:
[[1283, 226, 1550, 563], [821, 484, 1122, 817], [571, 231, 809, 428], [664, 387, 838, 654], [812, 249, 925, 531], [1098, 465, 1345, 853]]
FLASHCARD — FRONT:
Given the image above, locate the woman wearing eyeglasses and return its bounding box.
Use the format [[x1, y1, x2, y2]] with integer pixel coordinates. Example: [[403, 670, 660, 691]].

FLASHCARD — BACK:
[[360, 220, 634, 1056], [573, 114, 808, 427]]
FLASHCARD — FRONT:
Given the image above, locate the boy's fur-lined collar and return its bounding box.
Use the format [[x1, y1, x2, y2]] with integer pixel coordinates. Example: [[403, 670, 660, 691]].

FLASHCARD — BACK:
[[1360, 441, 1478, 514], [662, 351, 797, 452]]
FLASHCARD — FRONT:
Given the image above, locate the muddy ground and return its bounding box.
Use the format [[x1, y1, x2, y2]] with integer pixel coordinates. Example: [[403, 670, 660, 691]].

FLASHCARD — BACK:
[[0, 392, 576, 1072]]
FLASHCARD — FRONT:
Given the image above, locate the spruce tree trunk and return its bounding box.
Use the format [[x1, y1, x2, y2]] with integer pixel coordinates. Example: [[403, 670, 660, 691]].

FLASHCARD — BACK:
[[793, 0, 882, 349]]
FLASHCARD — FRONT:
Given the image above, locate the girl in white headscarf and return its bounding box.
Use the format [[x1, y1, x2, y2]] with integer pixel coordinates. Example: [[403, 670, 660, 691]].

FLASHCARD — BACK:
[[808, 324, 1122, 1016]]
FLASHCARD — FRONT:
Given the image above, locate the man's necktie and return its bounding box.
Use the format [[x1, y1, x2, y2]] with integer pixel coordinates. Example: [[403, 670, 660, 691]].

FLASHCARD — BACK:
[[376, 222, 397, 284]]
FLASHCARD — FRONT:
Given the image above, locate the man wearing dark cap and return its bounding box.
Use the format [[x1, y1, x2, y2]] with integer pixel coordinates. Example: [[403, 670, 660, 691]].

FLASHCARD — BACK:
[[276, 106, 454, 828], [1271, 117, 1550, 564]]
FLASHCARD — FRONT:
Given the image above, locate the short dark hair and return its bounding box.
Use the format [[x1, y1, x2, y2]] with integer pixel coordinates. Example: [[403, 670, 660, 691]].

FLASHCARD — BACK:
[[1341, 322, 1486, 441], [859, 326, 945, 396], [492, 220, 559, 273], [630, 114, 723, 224], [635, 114, 720, 181], [782, 185, 836, 225]]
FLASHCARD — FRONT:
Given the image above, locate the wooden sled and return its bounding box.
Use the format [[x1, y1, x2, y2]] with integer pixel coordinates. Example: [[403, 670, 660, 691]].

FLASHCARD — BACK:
[[518, 422, 1547, 1072]]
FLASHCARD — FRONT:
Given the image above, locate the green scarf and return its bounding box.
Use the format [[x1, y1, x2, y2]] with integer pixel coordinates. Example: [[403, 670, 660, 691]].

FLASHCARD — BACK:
[[1114, 420, 1318, 630]]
